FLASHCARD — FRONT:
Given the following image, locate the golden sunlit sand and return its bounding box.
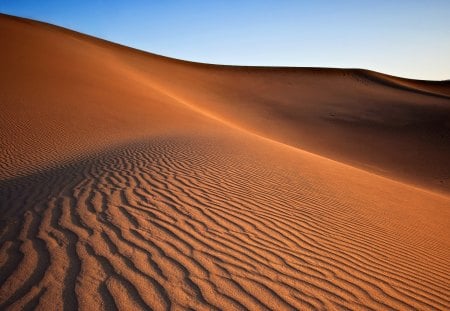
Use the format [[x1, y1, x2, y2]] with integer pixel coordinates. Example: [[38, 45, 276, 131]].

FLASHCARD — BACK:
[[1, 14, 449, 310]]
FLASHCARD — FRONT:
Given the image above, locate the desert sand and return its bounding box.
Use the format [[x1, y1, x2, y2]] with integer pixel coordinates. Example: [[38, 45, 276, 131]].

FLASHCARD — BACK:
[[1, 14, 449, 310]]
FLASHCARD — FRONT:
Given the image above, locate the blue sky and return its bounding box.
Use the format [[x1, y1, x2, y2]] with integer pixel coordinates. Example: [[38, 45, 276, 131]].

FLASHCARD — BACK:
[[1, 1, 449, 80]]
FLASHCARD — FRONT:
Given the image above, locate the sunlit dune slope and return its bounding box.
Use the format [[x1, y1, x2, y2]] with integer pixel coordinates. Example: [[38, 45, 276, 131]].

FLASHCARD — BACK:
[[1, 14, 450, 311], [0, 15, 221, 179]]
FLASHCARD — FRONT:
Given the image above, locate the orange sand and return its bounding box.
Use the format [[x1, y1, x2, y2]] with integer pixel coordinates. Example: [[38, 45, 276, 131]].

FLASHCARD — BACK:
[[1, 14, 449, 310]]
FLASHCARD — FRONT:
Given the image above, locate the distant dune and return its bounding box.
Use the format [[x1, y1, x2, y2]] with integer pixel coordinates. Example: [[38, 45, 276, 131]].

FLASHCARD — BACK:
[[1, 14, 449, 310]]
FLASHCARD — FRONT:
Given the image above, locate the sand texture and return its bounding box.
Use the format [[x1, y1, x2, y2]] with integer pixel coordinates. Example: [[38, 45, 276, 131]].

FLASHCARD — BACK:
[[1, 14, 450, 310]]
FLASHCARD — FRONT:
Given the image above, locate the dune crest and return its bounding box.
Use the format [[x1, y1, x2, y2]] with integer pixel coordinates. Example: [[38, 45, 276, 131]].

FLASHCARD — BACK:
[[1, 14, 449, 310]]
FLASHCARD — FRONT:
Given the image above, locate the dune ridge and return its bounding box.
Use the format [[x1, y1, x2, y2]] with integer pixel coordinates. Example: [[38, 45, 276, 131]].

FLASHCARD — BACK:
[[1, 14, 450, 310], [1, 14, 450, 193]]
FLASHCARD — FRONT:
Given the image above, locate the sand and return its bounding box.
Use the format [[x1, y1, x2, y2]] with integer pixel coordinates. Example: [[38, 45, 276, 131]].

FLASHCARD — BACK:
[[1, 13, 449, 310]]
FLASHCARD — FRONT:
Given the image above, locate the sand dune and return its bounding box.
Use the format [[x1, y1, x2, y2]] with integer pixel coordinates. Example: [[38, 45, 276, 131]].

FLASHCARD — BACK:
[[1, 14, 450, 310]]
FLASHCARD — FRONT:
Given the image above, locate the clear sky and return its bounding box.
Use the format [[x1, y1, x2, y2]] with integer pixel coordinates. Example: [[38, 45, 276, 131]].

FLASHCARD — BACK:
[[1, 1, 449, 80]]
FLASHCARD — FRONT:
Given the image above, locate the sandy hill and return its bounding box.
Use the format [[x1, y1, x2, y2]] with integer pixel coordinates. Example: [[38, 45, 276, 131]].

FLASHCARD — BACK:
[[1, 14, 449, 311]]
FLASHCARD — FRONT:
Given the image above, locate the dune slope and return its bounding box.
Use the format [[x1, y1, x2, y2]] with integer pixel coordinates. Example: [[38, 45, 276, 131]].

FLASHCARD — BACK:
[[1, 14, 450, 310]]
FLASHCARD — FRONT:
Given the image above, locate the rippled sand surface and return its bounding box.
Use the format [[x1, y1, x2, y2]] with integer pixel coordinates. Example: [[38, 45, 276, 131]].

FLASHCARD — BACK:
[[1, 14, 449, 310]]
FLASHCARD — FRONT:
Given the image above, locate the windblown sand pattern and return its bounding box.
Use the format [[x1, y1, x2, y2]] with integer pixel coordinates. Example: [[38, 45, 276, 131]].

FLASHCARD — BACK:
[[1, 14, 450, 310]]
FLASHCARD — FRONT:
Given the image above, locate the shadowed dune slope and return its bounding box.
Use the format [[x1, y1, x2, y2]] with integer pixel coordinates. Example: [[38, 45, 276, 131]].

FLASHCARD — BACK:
[[1, 14, 450, 311]]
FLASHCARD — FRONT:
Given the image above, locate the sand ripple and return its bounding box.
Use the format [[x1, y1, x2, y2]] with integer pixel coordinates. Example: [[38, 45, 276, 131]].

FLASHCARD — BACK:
[[1, 135, 449, 310]]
